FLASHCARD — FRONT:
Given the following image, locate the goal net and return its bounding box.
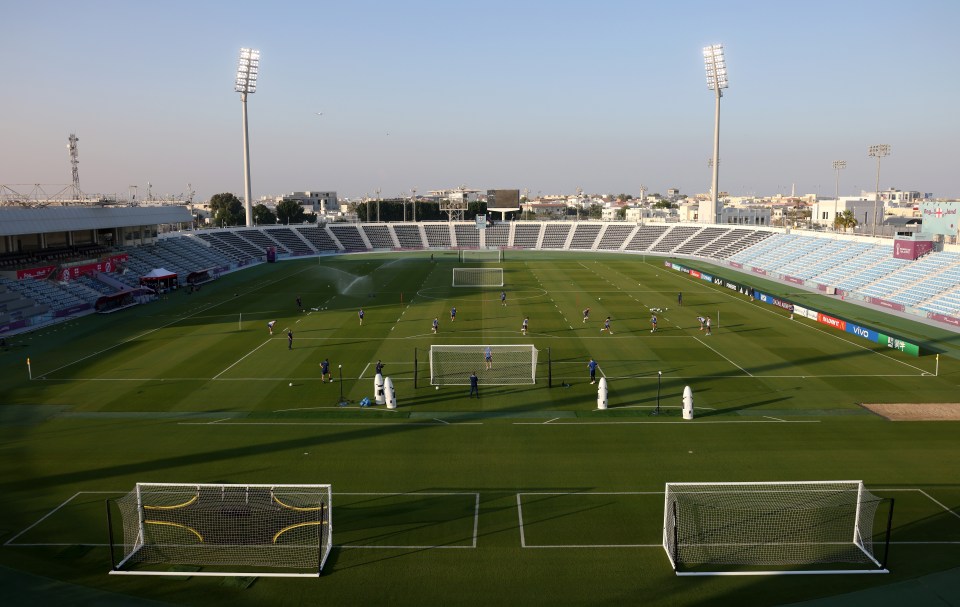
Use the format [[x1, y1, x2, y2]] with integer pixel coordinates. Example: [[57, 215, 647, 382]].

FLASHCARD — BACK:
[[430, 344, 537, 385], [663, 480, 889, 576], [461, 249, 502, 263], [452, 267, 503, 287], [110, 483, 332, 577]]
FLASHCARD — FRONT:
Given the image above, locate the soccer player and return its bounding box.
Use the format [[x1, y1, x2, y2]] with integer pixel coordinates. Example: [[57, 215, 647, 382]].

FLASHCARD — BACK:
[[375, 359, 384, 375], [469, 371, 479, 398], [582, 307, 590, 323], [588, 358, 598, 384], [450, 306, 457, 322], [697, 315, 706, 331], [267, 320, 277, 335], [500, 291, 507, 307], [287, 330, 294, 349], [432, 317, 439, 334], [358, 308, 364, 326], [296, 295, 303, 312], [650, 314, 658, 333], [521, 316, 529, 335], [320, 358, 331, 382], [600, 316, 612, 334], [678, 292, 683, 307], [705, 316, 712, 336], [485, 346, 493, 370]]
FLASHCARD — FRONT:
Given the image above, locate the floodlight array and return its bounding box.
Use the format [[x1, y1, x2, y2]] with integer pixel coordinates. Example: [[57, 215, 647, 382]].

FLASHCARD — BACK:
[[703, 44, 728, 91], [235, 48, 260, 94], [868, 144, 890, 158]]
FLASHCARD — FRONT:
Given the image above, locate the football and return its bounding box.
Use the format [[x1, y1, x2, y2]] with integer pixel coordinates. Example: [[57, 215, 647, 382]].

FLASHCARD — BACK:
[[288, 382, 293, 387]]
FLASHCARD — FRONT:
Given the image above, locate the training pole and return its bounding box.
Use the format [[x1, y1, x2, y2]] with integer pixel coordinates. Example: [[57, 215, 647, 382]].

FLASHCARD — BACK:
[[27, 357, 32, 380], [239, 313, 242, 331], [548, 347, 552, 388], [936, 353, 939, 377], [414, 348, 418, 389]]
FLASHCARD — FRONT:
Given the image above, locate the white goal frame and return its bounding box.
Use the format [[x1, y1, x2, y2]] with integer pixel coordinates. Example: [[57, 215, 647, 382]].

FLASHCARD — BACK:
[[452, 267, 503, 287], [109, 483, 332, 578], [662, 480, 890, 576], [430, 344, 537, 385], [462, 249, 502, 263]]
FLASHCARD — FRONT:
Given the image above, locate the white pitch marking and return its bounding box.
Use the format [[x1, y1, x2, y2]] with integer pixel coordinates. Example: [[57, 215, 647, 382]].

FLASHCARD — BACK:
[[694, 336, 753, 377], [762, 415, 786, 422], [212, 338, 272, 380]]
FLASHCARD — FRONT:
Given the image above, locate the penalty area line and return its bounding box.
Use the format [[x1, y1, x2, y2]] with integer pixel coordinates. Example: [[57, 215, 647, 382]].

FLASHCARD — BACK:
[[212, 339, 273, 380]]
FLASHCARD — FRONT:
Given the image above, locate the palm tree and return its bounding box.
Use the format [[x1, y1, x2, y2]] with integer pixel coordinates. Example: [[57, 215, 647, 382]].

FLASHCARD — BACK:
[[834, 209, 858, 233]]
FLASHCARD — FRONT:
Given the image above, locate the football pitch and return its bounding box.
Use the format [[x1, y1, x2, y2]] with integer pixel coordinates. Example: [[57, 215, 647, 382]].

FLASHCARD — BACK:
[[1, 251, 959, 606]]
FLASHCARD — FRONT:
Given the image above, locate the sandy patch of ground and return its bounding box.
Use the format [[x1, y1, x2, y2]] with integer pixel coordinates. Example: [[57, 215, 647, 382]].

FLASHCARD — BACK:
[[860, 403, 960, 421]]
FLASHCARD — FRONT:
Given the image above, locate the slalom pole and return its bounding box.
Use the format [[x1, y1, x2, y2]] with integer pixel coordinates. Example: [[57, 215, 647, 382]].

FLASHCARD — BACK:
[[936, 353, 939, 377], [239, 313, 242, 331], [27, 357, 32, 380]]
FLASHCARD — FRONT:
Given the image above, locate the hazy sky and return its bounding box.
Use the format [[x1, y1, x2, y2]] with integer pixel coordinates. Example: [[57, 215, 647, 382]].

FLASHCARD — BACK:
[[3, 1, 958, 202]]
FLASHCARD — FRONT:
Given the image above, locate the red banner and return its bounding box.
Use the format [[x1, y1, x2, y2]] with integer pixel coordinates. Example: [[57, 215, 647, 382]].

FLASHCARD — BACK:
[[57, 254, 129, 281], [17, 265, 56, 280], [893, 239, 934, 260], [784, 275, 804, 285]]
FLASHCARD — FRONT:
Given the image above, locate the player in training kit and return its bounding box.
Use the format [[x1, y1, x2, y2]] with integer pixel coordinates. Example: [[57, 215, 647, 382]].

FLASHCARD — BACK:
[[650, 314, 658, 333], [588, 358, 598, 384], [521, 316, 529, 335], [469, 372, 479, 398], [296, 295, 303, 312], [320, 358, 331, 382], [601, 316, 612, 334], [678, 292, 683, 307], [501, 291, 507, 307], [697, 316, 706, 331], [705, 316, 712, 336], [358, 308, 364, 326], [450, 306, 457, 322], [375, 359, 384, 375], [432, 317, 439, 334], [485, 346, 493, 370], [287, 330, 294, 349], [582, 307, 590, 323], [267, 320, 277, 335]]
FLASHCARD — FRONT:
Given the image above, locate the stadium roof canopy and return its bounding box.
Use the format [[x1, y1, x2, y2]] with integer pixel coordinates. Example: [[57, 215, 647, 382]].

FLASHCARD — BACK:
[[0, 206, 192, 237]]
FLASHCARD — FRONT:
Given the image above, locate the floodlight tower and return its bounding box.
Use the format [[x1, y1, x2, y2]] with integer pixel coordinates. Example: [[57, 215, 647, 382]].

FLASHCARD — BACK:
[[703, 44, 728, 225], [67, 133, 80, 200], [867, 144, 890, 237], [235, 48, 260, 227], [832, 160, 846, 231]]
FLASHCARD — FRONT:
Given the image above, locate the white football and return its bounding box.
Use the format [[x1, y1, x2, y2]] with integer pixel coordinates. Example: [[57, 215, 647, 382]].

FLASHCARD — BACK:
[[435, 386, 439, 390], [288, 382, 293, 387]]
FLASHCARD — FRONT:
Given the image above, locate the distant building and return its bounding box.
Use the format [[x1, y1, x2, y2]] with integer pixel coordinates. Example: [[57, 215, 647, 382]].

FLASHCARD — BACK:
[[282, 191, 338, 215]]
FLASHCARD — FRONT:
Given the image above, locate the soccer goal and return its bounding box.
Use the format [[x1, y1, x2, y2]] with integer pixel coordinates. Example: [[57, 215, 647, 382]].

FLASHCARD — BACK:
[[430, 344, 537, 385], [109, 483, 332, 577], [452, 267, 503, 287], [662, 480, 892, 576], [461, 249, 502, 263]]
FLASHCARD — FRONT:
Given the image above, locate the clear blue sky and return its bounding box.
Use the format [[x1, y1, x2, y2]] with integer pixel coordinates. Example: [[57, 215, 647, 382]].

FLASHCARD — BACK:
[[3, 0, 958, 202]]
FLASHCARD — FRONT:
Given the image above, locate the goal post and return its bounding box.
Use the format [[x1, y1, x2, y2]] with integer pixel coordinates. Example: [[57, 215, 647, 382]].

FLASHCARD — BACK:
[[452, 267, 503, 287], [430, 344, 537, 385], [663, 480, 890, 576], [461, 249, 502, 263], [109, 483, 332, 577]]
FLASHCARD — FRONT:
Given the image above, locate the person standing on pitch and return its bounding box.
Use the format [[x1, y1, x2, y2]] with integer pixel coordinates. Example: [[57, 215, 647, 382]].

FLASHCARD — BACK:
[[705, 316, 712, 336], [450, 306, 457, 323], [287, 330, 294, 350], [375, 359, 385, 375], [469, 371, 479, 398], [521, 316, 529, 336], [485, 346, 493, 370], [650, 314, 658, 333], [588, 358, 598, 384], [320, 358, 331, 383], [582, 307, 590, 323], [601, 316, 612, 334], [432, 317, 439, 334], [296, 295, 303, 312], [358, 308, 364, 326], [678, 292, 683, 307], [500, 291, 507, 307]]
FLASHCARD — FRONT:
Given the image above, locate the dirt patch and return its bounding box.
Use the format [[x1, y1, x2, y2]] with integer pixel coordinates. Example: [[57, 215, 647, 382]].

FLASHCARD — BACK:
[[860, 403, 960, 421]]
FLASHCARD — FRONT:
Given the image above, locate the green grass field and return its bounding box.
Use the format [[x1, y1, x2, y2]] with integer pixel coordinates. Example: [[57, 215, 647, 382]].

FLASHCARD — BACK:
[[2, 251, 959, 606]]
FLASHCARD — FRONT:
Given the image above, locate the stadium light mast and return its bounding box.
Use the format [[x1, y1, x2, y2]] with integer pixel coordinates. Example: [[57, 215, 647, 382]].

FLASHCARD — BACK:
[[832, 160, 846, 231], [235, 48, 260, 228], [703, 44, 728, 225], [868, 144, 890, 237]]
